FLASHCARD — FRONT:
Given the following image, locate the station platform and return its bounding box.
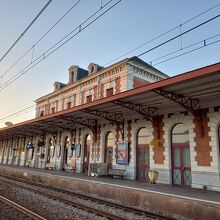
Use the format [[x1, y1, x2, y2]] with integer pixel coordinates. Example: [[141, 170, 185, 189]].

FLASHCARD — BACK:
[[0, 164, 219, 220]]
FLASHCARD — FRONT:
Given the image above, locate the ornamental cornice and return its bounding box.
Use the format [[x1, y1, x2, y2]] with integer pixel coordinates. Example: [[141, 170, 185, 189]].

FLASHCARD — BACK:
[[129, 64, 163, 81], [36, 64, 126, 104]]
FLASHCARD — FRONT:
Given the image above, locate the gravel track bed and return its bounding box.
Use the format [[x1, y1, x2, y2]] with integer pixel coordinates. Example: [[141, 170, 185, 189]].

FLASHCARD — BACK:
[[0, 200, 33, 220], [1, 177, 160, 220], [0, 178, 107, 220], [0, 176, 189, 220]]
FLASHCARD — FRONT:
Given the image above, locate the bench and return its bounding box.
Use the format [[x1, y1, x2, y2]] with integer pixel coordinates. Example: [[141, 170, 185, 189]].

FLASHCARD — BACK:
[[45, 163, 55, 170], [109, 168, 126, 179]]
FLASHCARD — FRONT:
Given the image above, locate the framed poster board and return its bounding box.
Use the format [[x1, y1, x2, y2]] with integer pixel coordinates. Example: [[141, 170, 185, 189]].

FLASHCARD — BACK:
[[75, 144, 81, 157], [116, 141, 128, 165]]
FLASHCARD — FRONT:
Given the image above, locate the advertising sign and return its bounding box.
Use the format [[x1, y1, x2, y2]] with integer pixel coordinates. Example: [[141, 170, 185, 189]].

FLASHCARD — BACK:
[[116, 141, 128, 165]]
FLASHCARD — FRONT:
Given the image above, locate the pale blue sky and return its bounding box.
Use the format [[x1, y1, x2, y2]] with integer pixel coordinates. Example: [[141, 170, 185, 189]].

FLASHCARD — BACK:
[[0, 0, 220, 127]]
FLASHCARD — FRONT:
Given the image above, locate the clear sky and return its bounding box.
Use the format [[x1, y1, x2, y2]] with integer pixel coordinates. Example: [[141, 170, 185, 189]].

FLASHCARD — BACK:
[[0, 0, 220, 127]]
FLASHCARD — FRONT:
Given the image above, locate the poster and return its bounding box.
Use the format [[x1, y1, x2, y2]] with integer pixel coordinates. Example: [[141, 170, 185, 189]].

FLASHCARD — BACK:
[[116, 141, 128, 165]]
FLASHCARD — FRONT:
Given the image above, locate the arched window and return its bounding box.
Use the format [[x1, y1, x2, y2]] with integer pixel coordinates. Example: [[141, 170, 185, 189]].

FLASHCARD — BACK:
[[104, 132, 113, 164], [171, 123, 191, 186], [136, 128, 150, 180]]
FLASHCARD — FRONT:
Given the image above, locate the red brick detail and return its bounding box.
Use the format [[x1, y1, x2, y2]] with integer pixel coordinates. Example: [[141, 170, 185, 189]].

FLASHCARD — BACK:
[[115, 77, 121, 94], [100, 84, 104, 98], [133, 76, 150, 88], [73, 94, 76, 107], [91, 138, 95, 161], [152, 116, 165, 164], [56, 100, 59, 112], [97, 125, 101, 161], [62, 98, 65, 110], [127, 120, 132, 144], [194, 110, 212, 166], [115, 126, 120, 142], [78, 128, 81, 144], [81, 91, 85, 104], [127, 120, 132, 162], [94, 85, 98, 100]]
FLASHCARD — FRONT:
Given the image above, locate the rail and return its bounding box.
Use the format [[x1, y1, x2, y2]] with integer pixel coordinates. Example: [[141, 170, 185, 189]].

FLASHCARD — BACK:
[[0, 173, 176, 220], [0, 195, 46, 220]]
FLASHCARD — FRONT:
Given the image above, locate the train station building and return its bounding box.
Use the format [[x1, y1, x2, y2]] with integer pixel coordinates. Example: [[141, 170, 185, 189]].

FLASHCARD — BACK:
[[0, 57, 220, 191]]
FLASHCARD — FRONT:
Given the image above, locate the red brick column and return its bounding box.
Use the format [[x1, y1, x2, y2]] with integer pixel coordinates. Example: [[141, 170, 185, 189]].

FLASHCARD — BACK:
[[194, 110, 212, 166], [127, 120, 132, 162], [93, 85, 98, 100], [81, 91, 85, 104], [115, 126, 120, 142], [152, 116, 165, 164], [78, 128, 81, 144], [97, 125, 101, 161], [115, 77, 121, 94], [73, 94, 76, 107], [100, 84, 104, 98]]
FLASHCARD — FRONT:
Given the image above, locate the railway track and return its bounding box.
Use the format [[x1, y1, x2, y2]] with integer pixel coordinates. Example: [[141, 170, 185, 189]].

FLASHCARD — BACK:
[[0, 195, 46, 220], [0, 173, 177, 220]]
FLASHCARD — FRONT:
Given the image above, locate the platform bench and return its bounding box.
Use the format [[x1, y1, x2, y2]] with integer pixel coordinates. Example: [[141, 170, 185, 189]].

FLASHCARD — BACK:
[[45, 163, 55, 170], [109, 168, 126, 179]]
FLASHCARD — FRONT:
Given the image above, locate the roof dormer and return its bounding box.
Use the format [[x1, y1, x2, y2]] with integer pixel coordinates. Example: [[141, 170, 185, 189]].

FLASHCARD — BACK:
[[53, 81, 66, 92], [68, 65, 88, 84], [88, 63, 103, 75]]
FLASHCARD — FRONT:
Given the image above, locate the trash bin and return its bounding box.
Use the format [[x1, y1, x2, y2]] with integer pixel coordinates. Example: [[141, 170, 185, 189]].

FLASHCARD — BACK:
[[148, 170, 159, 184]]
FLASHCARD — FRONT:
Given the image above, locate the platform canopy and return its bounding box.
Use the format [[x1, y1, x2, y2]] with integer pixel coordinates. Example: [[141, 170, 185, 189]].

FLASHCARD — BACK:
[[0, 62, 220, 140]]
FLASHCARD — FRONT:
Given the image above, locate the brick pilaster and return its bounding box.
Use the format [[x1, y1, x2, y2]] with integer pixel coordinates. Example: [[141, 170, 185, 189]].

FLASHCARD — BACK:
[[152, 116, 165, 164], [194, 110, 212, 166]]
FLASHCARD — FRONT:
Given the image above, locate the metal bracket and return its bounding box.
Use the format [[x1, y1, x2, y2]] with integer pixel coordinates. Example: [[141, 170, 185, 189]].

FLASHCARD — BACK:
[[112, 100, 157, 121], [82, 109, 125, 140], [56, 116, 98, 143], [154, 89, 204, 137]]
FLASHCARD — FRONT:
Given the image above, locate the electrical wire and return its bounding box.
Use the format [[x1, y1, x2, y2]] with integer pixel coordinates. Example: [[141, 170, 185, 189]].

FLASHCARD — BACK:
[[153, 38, 220, 66], [2, 30, 220, 123], [150, 33, 220, 64], [2, 34, 220, 120], [0, 101, 35, 118], [0, 0, 82, 80], [103, 3, 220, 66], [0, 0, 53, 64], [0, 0, 122, 91], [1, 2, 219, 120], [0, 105, 36, 121], [136, 14, 220, 58]]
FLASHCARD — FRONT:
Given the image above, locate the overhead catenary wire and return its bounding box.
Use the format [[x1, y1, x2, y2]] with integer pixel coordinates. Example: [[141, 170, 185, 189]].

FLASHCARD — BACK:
[[0, 0, 82, 80], [0, 100, 35, 118], [2, 29, 220, 123], [136, 14, 220, 58], [1, 2, 220, 121], [150, 33, 220, 64], [2, 31, 220, 123], [0, 105, 36, 121], [0, 0, 53, 64], [103, 3, 220, 66], [153, 38, 220, 66], [1, 17, 220, 121], [0, 0, 122, 91]]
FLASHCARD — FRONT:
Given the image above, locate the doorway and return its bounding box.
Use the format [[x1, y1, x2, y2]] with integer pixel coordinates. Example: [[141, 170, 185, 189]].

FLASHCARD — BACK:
[[171, 123, 191, 186], [136, 128, 150, 180], [83, 135, 91, 174]]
